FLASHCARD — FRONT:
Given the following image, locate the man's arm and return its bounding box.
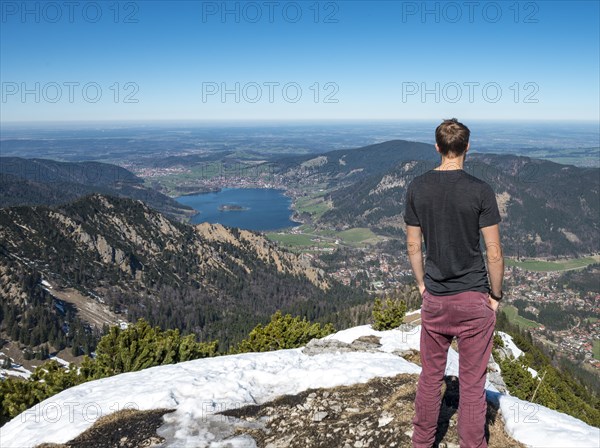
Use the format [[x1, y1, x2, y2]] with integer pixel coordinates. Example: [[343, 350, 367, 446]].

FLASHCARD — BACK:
[[406, 225, 426, 295], [481, 224, 504, 310]]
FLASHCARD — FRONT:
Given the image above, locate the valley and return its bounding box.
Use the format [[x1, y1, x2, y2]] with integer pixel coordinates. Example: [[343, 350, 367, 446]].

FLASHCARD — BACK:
[[1, 135, 598, 394], [132, 141, 600, 381]]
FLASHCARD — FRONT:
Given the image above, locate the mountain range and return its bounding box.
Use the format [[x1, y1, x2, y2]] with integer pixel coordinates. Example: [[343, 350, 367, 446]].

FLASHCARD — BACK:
[[273, 141, 599, 257], [0, 157, 193, 220]]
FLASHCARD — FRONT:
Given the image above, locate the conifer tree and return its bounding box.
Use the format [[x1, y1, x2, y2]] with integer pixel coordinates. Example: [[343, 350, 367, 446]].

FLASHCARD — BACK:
[[235, 311, 334, 353]]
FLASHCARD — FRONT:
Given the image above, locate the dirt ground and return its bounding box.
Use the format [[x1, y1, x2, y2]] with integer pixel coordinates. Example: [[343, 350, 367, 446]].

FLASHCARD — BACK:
[[224, 373, 526, 448], [32, 373, 525, 448], [35, 408, 175, 448]]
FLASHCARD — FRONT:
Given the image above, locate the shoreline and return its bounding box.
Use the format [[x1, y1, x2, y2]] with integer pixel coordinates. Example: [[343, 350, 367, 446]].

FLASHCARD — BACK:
[[174, 185, 303, 230]]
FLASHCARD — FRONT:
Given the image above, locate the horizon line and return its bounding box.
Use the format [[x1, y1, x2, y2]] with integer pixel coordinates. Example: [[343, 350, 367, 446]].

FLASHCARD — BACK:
[[1, 118, 599, 126]]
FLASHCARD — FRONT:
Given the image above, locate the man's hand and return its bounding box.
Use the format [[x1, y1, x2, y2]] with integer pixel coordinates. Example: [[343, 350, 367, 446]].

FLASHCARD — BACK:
[[406, 225, 426, 296], [481, 224, 504, 309], [488, 294, 500, 312]]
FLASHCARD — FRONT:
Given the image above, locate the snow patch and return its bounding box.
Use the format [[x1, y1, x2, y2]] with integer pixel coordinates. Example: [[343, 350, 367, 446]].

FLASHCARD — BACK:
[[1, 324, 597, 447], [498, 332, 538, 378], [0, 343, 419, 447], [499, 331, 524, 358], [493, 392, 599, 447]]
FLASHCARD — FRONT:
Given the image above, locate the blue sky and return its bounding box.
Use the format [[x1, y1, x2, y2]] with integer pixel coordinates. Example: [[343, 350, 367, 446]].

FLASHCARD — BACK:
[[1, 0, 599, 122]]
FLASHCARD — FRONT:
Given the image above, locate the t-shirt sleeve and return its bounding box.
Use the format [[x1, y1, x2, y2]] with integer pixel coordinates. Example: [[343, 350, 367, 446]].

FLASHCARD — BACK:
[[479, 183, 502, 228], [404, 182, 420, 226]]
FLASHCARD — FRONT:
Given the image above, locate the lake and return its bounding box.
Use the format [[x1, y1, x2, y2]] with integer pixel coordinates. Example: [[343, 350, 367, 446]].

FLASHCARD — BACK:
[[176, 188, 302, 231]]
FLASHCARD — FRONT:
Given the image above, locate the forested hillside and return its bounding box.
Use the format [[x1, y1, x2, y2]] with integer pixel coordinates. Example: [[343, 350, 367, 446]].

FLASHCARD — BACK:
[[280, 143, 600, 257], [0, 194, 370, 355], [0, 157, 193, 219]]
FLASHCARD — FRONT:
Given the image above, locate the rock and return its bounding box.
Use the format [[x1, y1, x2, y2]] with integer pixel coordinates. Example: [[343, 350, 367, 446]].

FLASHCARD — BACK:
[[397, 322, 418, 332], [220, 374, 523, 448], [301, 338, 381, 356], [265, 434, 296, 448], [331, 404, 342, 413], [392, 348, 421, 365], [487, 371, 508, 393], [393, 348, 416, 357], [354, 335, 381, 346], [312, 411, 328, 422], [378, 412, 394, 427]]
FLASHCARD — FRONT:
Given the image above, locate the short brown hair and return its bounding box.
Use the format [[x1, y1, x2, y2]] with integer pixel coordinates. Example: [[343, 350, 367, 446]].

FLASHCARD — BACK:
[[435, 118, 470, 157]]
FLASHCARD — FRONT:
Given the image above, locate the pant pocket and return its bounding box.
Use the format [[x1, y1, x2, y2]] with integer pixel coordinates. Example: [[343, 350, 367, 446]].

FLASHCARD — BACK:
[[421, 295, 443, 318], [481, 292, 496, 312]]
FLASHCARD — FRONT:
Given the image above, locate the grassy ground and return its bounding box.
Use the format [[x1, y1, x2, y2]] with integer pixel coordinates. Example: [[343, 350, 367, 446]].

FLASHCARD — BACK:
[[502, 305, 540, 329], [337, 227, 380, 245], [294, 195, 333, 220], [265, 232, 334, 249], [593, 340, 600, 361], [505, 256, 599, 272]]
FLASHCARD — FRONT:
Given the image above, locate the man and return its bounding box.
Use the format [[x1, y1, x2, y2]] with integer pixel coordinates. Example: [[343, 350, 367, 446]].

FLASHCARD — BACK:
[[404, 118, 504, 448]]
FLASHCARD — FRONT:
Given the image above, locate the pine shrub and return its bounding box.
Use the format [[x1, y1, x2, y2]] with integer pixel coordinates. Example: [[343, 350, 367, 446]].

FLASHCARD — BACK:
[[235, 311, 335, 353], [372, 297, 406, 331]]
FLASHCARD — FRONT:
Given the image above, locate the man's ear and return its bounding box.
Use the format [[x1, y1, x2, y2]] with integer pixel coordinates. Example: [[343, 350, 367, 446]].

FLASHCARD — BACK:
[[465, 143, 470, 153], [435, 144, 441, 154]]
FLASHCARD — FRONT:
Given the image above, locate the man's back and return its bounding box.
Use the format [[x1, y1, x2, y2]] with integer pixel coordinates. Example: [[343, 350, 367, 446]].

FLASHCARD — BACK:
[[404, 168, 501, 295], [407, 119, 504, 448]]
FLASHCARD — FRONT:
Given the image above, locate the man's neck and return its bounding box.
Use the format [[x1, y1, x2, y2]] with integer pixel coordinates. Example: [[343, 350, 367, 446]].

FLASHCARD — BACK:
[[434, 156, 465, 171]]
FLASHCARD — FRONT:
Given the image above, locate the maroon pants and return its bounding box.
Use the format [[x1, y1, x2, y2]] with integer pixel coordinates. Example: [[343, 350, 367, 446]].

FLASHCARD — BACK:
[[412, 289, 496, 448]]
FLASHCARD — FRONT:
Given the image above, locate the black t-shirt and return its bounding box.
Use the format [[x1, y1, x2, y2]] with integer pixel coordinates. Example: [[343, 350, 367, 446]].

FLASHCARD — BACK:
[[403, 169, 502, 296]]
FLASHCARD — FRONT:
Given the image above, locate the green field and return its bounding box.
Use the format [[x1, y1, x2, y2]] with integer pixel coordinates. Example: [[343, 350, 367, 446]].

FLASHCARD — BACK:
[[594, 340, 600, 361], [265, 232, 334, 248], [503, 305, 540, 329], [294, 195, 332, 219], [337, 227, 379, 244], [505, 256, 599, 272]]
